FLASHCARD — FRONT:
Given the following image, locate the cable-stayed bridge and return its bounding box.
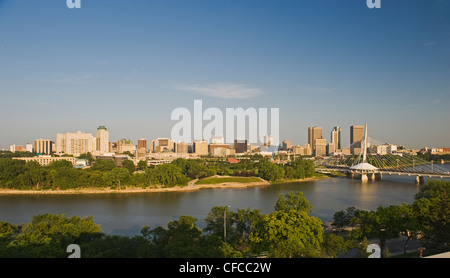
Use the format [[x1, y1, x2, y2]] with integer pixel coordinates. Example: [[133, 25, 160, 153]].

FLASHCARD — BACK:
[[315, 123, 450, 183]]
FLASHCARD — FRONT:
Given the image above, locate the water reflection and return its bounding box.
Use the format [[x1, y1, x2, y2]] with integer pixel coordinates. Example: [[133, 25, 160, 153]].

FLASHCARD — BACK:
[[0, 173, 445, 236]]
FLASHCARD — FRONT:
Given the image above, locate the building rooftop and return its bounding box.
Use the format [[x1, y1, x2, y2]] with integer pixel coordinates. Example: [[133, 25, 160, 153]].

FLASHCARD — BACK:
[[349, 162, 378, 171]]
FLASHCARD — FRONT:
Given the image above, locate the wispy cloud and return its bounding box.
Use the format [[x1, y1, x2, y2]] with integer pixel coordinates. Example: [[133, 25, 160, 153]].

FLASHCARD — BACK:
[[176, 83, 264, 99], [424, 41, 437, 47], [36, 74, 95, 84], [298, 86, 337, 94]]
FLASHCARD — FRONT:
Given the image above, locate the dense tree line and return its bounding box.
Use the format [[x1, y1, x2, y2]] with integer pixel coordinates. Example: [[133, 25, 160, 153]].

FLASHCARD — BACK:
[[0, 150, 37, 158], [0, 156, 317, 190], [332, 179, 450, 257], [257, 159, 315, 182], [417, 153, 450, 163]]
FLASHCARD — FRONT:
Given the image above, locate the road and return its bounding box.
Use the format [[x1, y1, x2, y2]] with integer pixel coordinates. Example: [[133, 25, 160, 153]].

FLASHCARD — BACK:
[[338, 235, 422, 258]]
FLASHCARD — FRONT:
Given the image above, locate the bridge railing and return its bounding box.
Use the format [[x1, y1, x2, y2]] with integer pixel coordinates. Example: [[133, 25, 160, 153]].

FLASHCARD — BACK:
[[320, 154, 450, 176]]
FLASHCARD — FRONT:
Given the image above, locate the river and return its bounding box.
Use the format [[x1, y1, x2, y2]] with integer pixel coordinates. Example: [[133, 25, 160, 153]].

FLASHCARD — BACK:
[[0, 168, 449, 237]]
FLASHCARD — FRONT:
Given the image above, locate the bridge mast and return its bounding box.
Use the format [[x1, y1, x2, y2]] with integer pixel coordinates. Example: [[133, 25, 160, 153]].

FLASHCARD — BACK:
[[362, 122, 368, 163]]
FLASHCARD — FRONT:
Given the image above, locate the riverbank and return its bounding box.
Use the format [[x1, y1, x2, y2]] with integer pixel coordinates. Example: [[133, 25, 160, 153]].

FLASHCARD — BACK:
[[0, 175, 329, 195]]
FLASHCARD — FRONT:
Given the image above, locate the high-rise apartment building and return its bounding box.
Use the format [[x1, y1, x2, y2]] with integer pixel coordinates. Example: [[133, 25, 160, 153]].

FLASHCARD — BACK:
[[350, 125, 364, 154], [56, 131, 96, 156], [314, 137, 327, 157], [350, 125, 364, 145], [282, 140, 292, 151], [137, 138, 147, 150], [25, 143, 33, 153], [327, 143, 335, 156], [34, 139, 54, 155], [308, 126, 322, 154], [95, 126, 109, 154], [136, 138, 148, 157], [175, 142, 188, 153], [209, 143, 232, 156], [117, 139, 134, 154], [292, 143, 312, 156], [152, 138, 175, 153], [193, 140, 208, 156], [264, 134, 273, 146], [331, 126, 341, 150], [234, 140, 248, 153]]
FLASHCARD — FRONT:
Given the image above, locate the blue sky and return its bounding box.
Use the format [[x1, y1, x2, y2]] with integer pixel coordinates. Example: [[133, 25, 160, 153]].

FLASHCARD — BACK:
[[0, 0, 449, 149]]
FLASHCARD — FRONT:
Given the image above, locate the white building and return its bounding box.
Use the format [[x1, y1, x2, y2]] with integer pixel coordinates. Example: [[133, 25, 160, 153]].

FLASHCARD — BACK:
[[13, 155, 77, 166], [370, 143, 398, 155], [56, 131, 96, 156], [264, 134, 273, 146], [117, 139, 135, 154], [25, 143, 33, 153], [95, 126, 109, 155], [34, 139, 54, 155], [211, 136, 225, 144], [9, 144, 23, 152]]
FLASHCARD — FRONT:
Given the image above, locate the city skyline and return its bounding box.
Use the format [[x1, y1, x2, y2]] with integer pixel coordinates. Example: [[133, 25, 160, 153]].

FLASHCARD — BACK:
[[2, 122, 447, 155], [0, 1, 449, 149]]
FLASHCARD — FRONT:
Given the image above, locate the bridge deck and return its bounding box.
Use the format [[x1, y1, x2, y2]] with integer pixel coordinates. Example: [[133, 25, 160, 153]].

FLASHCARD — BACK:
[[317, 167, 450, 178]]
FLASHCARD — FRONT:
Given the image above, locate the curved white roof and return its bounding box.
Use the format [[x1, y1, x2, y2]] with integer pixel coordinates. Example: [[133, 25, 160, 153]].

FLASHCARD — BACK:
[[350, 162, 378, 171]]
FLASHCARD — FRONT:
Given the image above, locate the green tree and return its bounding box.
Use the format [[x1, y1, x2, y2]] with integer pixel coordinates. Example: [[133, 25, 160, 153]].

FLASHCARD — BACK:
[[140, 215, 241, 258], [102, 167, 130, 188], [288, 159, 315, 179], [332, 206, 362, 231], [274, 191, 312, 213], [257, 160, 283, 182], [47, 161, 81, 189], [415, 179, 450, 200], [46, 169, 58, 187], [163, 216, 205, 257], [137, 160, 148, 171], [87, 170, 105, 187], [420, 191, 450, 255], [394, 203, 422, 255], [231, 208, 263, 252], [204, 206, 233, 242], [91, 159, 116, 172], [250, 209, 324, 258], [204, 206, 263, 253], [122, 160, 136, 174], [145, 167, 156, 187], [172, 158, 189, 174], [78, 152, 94, 164], [0, 221, 17, 240], [0, 158, 26, 188], [413, 179, 450, 255], [322, 233, 353, 258], [6, 214, 102, 258], [154, 164, 189, 187], [47, 160, 73, 169], [81, 234, 150, 258], [23, 161, 47, 188], [140, 225, 168, 257], [350, 206, 402, 258]]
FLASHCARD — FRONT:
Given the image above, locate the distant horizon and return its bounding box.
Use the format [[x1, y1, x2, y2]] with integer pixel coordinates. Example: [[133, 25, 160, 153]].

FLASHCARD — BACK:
[[1, 0, 449, 150], [1, 121, 447, 151]]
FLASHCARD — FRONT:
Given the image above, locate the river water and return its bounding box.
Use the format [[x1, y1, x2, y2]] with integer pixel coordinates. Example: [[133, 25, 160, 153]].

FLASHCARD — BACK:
[[0, 168, 449, 237]]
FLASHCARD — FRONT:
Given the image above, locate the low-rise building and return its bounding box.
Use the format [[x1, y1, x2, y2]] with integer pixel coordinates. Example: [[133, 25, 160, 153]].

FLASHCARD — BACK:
[[13, 155, 78, 166]]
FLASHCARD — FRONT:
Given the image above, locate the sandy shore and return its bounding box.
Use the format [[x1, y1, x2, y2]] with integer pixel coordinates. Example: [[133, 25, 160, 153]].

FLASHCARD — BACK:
[[0, 178, 269, 195], [0, 176, 326, 195]]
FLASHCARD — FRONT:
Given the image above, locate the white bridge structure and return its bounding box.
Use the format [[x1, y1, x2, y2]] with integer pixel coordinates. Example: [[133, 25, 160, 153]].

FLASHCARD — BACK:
[[316, 123, 450, 184]]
